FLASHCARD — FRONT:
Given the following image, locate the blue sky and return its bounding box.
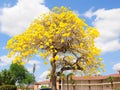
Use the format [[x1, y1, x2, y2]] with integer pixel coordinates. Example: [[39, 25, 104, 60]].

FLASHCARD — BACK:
[[0, 0, 120, 82]]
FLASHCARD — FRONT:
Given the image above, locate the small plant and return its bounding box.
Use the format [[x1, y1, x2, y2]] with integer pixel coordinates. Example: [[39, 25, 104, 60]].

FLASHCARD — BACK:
[[116, 88, 120, 90], [106, 76, 115, 90], [41, 85, 50, 88], [0, 85, 17, 90]]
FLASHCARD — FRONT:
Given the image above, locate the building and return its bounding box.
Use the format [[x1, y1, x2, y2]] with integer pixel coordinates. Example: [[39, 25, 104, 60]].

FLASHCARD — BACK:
[[17, 85, 34, 90], [34, 80, 50, 90], [34, 73, 120, 90]]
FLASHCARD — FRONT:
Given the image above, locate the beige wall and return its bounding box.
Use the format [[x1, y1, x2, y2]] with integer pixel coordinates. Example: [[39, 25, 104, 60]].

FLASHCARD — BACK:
[[61, 79, 120, 90], [34, 85, 38, 90], [34, 77, 120, 90]]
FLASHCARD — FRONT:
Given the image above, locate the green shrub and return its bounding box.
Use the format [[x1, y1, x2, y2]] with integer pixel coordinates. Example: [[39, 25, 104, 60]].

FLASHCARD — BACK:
[[116, 88, 120, 90], [41, 85, 50, 88], [0, 85, 17, 90], [17, 86, 31, 90]]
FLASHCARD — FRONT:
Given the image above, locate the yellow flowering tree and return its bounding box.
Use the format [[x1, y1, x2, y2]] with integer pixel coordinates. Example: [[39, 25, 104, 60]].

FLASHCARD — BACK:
[[6, 6, 104, 90]]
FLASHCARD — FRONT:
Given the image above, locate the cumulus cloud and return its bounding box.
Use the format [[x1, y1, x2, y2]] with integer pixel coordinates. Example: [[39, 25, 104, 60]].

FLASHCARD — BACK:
[[0, 55, 40, 70], [84, 8, 120, 53], [84, 7, 94, 18], [28, 60, 41, 65], [113, 63, 120, 72], [0, 0, 49, 36], [39, 70, 50, 81], [0, 55, 13, 66]]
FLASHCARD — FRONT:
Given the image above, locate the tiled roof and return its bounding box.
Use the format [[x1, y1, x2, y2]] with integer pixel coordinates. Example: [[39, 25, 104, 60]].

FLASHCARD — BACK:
[[35, 73, 120, 84], [72, 76, 107, 80], [108, 73, 120, 77], [35, 80, 50, 85], [27, 85, 34, 89], [73, 73, 120, 80]]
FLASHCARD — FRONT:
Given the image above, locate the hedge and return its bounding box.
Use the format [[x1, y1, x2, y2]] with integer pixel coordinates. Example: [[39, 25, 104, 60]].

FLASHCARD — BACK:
[[0, 85, 17, 90]]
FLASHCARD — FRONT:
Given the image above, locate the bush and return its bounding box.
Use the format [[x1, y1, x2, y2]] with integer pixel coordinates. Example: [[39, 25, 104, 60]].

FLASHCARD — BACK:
[[41, 85, 50, 88], [0, 85, 17, 90], [116, 88, 120, 90]]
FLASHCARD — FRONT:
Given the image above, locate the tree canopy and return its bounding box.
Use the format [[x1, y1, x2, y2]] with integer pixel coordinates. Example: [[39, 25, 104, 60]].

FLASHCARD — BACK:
[[6, 6, 104, 90], [0, 63, 35, 85], [0, 69, 14, 85], [10, 63, 27, 84]]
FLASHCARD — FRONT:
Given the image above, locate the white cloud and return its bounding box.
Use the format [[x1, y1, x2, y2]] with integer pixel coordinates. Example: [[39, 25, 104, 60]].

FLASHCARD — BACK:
[[28, 60, 41, 65], [0, 0, 49, 36], [84, 8, 120, 53], [0, 55, 13, 66], [0, 55, 40, 69], [112, 63, 120, 72], [39, 70, 50, 81], [84, 7, 94, 18], [26, 67, 33, 73]]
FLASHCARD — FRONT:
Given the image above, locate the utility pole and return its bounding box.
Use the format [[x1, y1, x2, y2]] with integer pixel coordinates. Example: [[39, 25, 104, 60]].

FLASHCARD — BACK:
[[33, 63, 36, 83]]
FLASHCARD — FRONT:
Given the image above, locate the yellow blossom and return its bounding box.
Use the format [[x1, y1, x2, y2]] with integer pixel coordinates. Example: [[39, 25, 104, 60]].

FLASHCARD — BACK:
[[55, 55, 59, 61], [61, 39, 64, 43], [50, 57, 54, 62], [80, 43, 84, 47], [45, 42, 49, 46], [50, 46, 54, 49], [49, 39, 52, 43], [6, 6, 103, 76], [44, 61, 48, 65], [20, 62, 25, 65], [98, 58, 103, 60], [54, 50, 57, 53], [8, 54, 11, 58], [13, 60, 17, 64], [39, 35, 43, 39], [40, 45, 44, 49]]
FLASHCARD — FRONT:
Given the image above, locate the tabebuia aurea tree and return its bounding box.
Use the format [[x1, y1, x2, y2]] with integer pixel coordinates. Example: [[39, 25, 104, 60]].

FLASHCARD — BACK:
[[6, 6, 104, 90]]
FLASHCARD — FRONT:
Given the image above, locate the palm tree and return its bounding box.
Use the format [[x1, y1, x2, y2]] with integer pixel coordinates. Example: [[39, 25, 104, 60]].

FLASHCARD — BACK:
[[0, 69, 15, 85], [66, 73, 75, 90], [59, 73, 65, 90], [106, 76, 114, 90]]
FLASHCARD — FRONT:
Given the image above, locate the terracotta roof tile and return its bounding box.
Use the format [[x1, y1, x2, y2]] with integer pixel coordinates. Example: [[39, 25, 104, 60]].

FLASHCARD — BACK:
[[35, 80, 50, 85], [27, 86, 34, 89], [108, 73, 120, 77], [35, 73, 120, 84], [72, 73, 120, 80], [72, 76, 107, 80]]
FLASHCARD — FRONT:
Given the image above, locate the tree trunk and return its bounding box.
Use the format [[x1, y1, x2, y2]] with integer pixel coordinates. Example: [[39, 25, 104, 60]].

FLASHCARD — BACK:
[[111, 82, 114, 90], [88, 80, 91, 90], [51, 53, 57, 90], [67, 75, 69, 90], [67, 79, 68, 90], [51, 71, 57, 90]]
